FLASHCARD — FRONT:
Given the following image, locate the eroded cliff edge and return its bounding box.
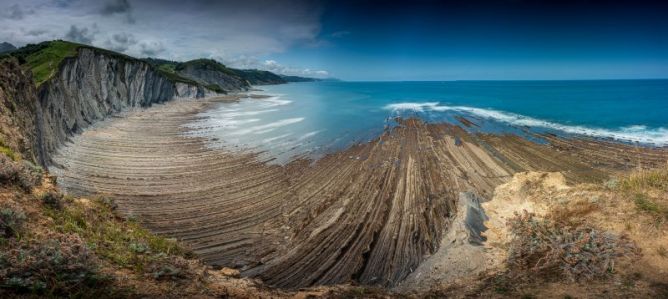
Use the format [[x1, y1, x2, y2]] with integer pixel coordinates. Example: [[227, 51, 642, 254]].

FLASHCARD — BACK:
[[1, 42, 221, 166], [34, 47, 218, 165]]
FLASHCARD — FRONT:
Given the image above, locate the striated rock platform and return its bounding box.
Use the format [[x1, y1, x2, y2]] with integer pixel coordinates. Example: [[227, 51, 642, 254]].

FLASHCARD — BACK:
[[50, 96, 668, 289]]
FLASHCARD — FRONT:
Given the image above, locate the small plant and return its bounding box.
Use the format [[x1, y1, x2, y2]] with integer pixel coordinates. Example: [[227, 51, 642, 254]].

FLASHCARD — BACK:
[[129, 242, 149, 254], [507, 211, 638, 282], [0, 155, 42, 190], [0, 233, 109, 295], [40, 190, 64, 210], [147, 256, 192, 281], [0, 206, 26, 239], [658, 246, 667, 258], [634, 194, 661, 214]]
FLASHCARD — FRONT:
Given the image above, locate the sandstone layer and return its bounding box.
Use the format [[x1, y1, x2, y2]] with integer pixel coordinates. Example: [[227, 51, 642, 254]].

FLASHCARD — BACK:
[[49, 96, 668, 289]]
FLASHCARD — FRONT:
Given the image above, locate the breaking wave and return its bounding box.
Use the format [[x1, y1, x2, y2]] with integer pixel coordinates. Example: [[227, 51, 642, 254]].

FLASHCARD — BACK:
[[385, 102, 668, 146]]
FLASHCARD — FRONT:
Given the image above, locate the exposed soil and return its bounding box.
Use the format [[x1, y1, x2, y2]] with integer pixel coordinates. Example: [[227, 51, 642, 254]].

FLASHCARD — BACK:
[[49, 95, 668, 290]]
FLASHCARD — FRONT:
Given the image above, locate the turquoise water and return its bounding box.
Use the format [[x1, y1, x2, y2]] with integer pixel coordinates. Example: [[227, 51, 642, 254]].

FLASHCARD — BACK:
[[187, 80, 668, 162]]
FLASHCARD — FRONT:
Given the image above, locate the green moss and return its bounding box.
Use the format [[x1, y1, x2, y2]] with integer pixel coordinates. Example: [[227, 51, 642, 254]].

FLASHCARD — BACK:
[[0, 146, 18, 161]]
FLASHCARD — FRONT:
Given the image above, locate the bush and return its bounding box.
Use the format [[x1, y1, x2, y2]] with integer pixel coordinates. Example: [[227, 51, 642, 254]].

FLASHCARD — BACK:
[[0, 233, 109, 295], [0, 155, 42, 190], [147, 255, 195, 281], [0, 206, 26, 239], [40, 190, 64, 210], [507, 211, 638, 282]]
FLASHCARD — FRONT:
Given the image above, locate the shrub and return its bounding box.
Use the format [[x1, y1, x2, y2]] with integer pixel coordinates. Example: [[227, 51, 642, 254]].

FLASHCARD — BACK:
[[40, 190, 64, 210], [47, 198, 185, 270], [507, 211, 638, 282], [0, 206, 26, 239], [147, 256, 193, 281], [0, 233, 109, 295], [0, 155, 42, 190]]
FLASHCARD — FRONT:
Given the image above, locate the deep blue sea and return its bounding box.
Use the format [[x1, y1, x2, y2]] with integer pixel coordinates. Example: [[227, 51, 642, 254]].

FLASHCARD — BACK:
[[186, 80, 668, 163]]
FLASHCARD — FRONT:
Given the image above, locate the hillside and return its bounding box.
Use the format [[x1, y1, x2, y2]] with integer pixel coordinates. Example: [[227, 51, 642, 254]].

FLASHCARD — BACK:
[[0, 42, 16, 54], [145, 57, 321, 86]]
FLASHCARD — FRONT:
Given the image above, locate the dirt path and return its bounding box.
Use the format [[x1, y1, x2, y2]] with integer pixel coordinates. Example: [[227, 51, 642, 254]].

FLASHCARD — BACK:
[[49, 96, 668, 289]]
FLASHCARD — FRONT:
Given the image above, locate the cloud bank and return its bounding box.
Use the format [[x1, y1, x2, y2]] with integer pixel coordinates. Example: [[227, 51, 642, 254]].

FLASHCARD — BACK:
[[0, 0, 330, 77]]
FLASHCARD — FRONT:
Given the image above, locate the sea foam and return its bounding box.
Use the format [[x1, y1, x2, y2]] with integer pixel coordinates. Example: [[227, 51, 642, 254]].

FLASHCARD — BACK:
[[385, 102, 668, 146]]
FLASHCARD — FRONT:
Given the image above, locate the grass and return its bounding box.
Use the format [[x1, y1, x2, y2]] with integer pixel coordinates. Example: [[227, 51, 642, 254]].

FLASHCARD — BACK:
[[0, 145, 18, 161], [45, 197, 186, 271], [618, 165, 668, 219], [20, 41, 82, 87], [0, 138, 19, 161], [634, 194, 662, 214], [620, 165, 668, 192]]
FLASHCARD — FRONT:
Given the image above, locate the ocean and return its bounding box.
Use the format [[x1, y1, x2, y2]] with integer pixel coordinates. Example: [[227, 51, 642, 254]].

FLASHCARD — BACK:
[[186, 80, 668, 163]]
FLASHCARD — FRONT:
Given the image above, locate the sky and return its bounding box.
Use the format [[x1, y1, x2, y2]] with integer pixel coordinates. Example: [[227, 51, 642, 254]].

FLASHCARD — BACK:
[[1, 0, 667, 80]]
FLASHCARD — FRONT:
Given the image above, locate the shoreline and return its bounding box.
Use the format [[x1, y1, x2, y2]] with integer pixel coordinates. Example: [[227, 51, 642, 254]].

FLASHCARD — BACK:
[[49, 95, 668, 290]]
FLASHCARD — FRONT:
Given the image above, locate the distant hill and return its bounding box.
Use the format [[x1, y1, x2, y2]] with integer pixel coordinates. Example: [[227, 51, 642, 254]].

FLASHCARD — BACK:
[[144, 58, 322, 86], [280, 75, 322, 82], [0, 42, 16, 54]]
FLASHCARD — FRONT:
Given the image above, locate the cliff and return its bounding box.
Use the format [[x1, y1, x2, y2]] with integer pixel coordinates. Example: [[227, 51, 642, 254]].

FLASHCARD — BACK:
[[174, 59, 251, 92], [0, 58, 39, 161], [1, 41, 219, 166]]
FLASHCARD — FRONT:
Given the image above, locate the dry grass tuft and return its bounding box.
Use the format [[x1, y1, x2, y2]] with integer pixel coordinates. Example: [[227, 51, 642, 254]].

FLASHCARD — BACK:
[[620, 165, 668, 192]]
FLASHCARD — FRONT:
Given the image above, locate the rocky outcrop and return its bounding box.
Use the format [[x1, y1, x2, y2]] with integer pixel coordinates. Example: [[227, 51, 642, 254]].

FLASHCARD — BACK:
[[0, 58, 38, 161], [2, 46, 218, 166], [34, 48, 217, 165]]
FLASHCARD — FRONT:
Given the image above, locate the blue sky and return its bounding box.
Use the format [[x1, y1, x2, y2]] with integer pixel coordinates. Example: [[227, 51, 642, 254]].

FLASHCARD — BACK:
[[275, 0, 668, 80], [2, 0, 667, 80]]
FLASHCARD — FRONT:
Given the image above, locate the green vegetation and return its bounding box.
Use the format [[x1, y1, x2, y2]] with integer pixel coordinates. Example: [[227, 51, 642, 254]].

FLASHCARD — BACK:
[[620, 166, 668, 191], [0, 139, 19, 161], [0, 233, 113, 295], [507, 211, 637, 281], [0, 206, 25, 239], [143, 57, 202, 85], [634, 194, 662, 214], [0, 152, 201, 296], [0, 145, 17, 161], [10, 40, 82, 87], [45, 197, 187, 271], [232, 69, 286, 84], [0, 154, 42, 190], [205, 83, 225, 93], [176, 58, 238, 76], [618, 165, 668, 220]]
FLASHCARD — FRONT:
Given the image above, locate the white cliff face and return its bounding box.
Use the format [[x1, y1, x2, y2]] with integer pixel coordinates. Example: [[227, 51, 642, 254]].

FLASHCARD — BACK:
[[34, 48, 216, 165]]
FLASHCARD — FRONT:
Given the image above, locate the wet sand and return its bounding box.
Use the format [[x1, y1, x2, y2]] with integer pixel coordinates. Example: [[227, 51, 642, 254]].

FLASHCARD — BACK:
[[50, 96, 668, 289]]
